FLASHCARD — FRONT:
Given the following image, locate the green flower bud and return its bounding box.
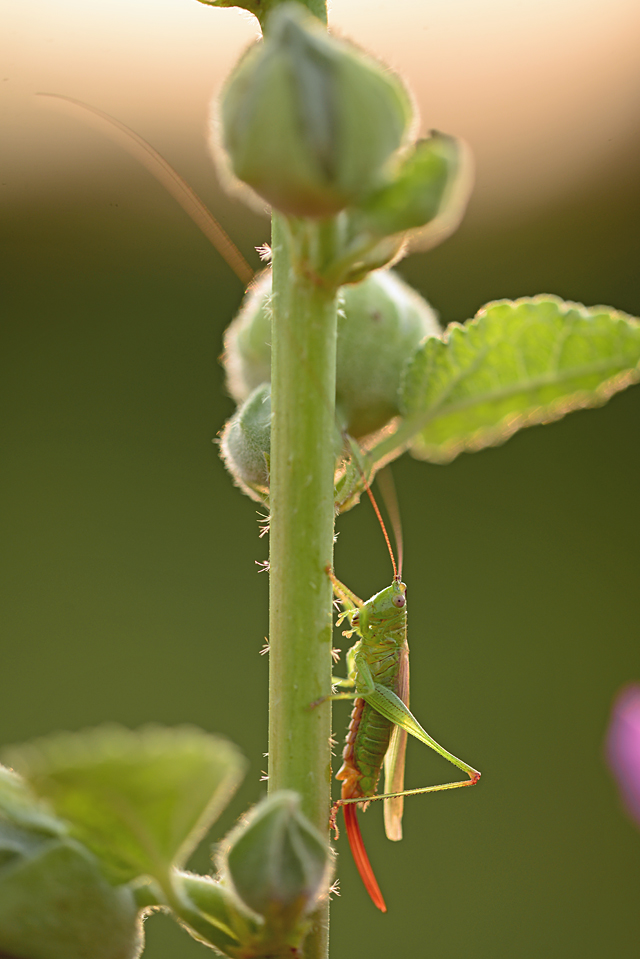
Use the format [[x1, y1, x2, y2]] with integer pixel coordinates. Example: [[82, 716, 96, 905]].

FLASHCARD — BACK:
[[219, 792, 333, 923], [216, 3, 414, 217], [223, 269, 441, 439], [354, 132, 473, 246], [219, 383, 272, 501], [335, 270, 441, 436], [219, 381, 344, 499], [0, 822, 142, 959], [169, 870, 262, 958], [223, 275, 273, 413]]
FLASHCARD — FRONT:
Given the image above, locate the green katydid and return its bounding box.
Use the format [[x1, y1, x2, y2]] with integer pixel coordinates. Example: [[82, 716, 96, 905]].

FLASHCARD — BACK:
[[324, 472, 480, 912]]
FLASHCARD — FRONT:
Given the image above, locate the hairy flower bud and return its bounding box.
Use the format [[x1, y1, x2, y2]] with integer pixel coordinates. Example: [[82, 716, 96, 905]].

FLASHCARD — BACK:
[[219, 792, 333, 922], [223, 269, 440, 439], [219, 383, 272, 500], [219, 382, 343, 500], [216, 3, 414, 217], [223, 276, 273, 408], [335, 270, 441, 436], [220, 383, 271, 499]]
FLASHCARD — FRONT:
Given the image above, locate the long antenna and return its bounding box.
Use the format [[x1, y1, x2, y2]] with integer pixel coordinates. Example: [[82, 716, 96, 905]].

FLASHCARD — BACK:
[[347, 438, 400, 582], [375, 466, 404, 580], [36, 93, 254, 287], [363, 480, 399, 582]]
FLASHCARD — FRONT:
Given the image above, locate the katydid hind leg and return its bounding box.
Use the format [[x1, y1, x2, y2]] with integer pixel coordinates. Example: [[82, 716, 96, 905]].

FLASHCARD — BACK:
[[367, 684, 481, 781]]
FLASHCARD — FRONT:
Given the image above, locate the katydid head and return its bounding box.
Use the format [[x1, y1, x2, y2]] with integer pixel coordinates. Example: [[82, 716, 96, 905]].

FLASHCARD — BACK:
[[364, 579, 407, 623]]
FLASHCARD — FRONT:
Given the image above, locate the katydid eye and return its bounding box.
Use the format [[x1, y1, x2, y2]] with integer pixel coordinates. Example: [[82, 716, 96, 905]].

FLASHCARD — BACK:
[[392, 594, 405, 608]]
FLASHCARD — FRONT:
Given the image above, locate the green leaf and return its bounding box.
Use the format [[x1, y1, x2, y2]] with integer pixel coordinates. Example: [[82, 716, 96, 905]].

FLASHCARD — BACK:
[[0, 765, 66, 838], [2, 725, 247, 884], [0, 835, 143, 959], [399, 296, 640, 464]]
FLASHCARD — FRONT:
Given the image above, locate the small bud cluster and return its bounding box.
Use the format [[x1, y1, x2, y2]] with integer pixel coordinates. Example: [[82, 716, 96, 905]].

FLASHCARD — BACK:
[[220, 269, 441, 500], [215, 3, 471, 282], [215, 2, 467, 503]]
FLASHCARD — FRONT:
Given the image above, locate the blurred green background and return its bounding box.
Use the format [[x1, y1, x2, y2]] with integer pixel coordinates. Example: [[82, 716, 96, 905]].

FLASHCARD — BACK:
[[3, 1, 640, 956]]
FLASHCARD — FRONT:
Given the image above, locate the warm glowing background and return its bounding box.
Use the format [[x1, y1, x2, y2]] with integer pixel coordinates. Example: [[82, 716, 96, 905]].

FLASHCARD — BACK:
[[4, 0, 640, 215], [2, 2, 640, 957]]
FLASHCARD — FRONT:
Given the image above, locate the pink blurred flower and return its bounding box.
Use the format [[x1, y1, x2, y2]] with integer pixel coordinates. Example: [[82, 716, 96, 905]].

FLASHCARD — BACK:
[[606, 684, 640, 827]]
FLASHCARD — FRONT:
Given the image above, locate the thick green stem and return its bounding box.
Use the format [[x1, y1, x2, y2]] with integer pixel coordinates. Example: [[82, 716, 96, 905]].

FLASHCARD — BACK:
[[268, 214, 337, 959]]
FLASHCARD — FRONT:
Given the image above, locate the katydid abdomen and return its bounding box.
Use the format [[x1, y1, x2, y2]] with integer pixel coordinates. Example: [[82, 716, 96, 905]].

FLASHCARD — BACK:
[[339, 697, 394, 797]]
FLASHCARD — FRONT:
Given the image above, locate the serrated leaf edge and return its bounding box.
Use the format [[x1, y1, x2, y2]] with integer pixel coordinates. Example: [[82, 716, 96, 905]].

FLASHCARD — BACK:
[[370, 294, 640, 467], [409, 362, 640, 464]]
